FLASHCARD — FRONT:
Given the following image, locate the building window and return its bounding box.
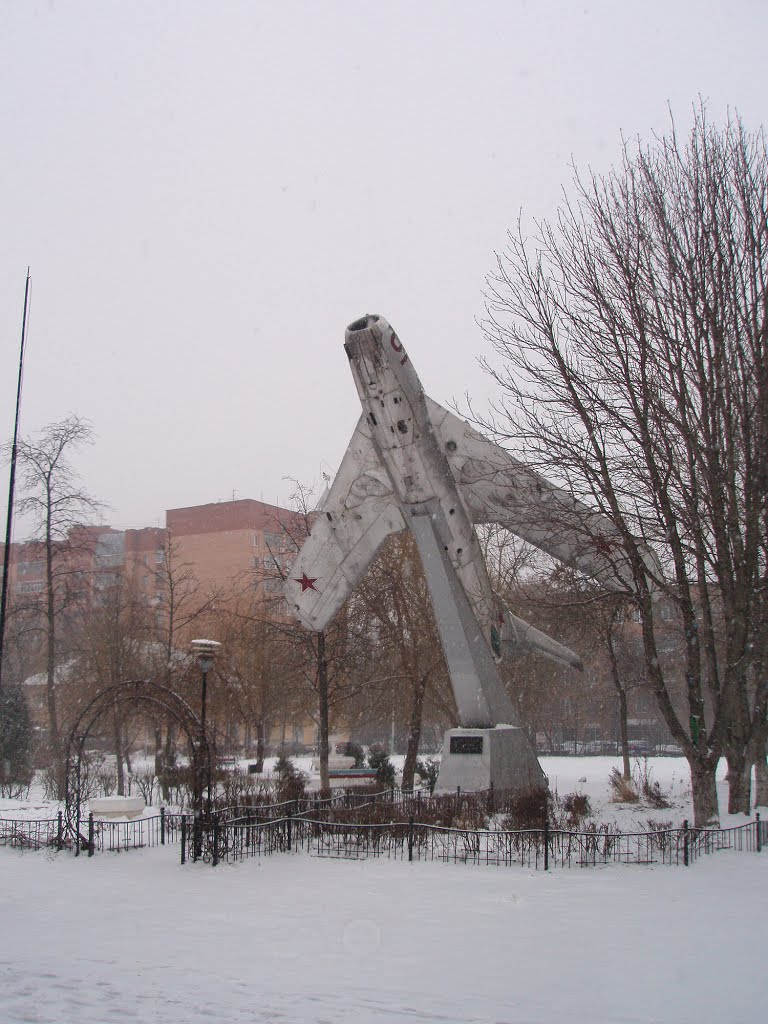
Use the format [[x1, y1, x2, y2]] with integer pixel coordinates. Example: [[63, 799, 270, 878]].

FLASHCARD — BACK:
[[252, 556, 261, 568], [252, 533, 260, 547], [155, 550, 165, 564], [18, 581, 44, 594], [18, 560, 45, 578], [95, 533, 125, 566], [94, 572, 121, 590]]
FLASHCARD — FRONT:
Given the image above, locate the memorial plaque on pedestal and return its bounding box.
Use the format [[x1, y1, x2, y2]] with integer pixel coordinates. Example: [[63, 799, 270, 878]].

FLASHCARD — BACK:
[[449, 736, 484, 755]]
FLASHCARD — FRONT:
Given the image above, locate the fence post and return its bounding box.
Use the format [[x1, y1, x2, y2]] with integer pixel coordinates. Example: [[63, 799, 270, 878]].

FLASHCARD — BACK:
[[287, 808, 292, 852], [212, 820, 220, 867], [181, 817, 187, 864], [756, 812, 761, 854], [88, 813, 94, 858], [683, 819, 689, 867], [544, 819, 549, 871], [74, 804, 81, 858], [160, 807, 165, 846], [193, 815, 201, 862], [408, 815, 414, 863], [56, 810, 63, 851]]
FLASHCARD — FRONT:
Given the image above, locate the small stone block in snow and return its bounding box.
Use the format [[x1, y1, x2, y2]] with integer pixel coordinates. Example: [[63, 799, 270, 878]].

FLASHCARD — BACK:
[[89, 796, 145, 819]]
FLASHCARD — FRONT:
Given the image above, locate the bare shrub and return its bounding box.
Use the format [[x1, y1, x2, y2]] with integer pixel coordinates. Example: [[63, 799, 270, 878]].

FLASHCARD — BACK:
[[319, 790, 490, 831], [414, 757, 440, 793], [561, 792, 592, 826], [131, 766, 158, 805], [40, 764, 62, 801], [273, 753, 308, 802], [219, 767, 273, 809], [158, 764, 195, 808], [638, 759, 673, 809], [0, 778, 31, 799], [609, 768, 640, 803], [94, 761, 117, 797], [498, 786, 549, 830]]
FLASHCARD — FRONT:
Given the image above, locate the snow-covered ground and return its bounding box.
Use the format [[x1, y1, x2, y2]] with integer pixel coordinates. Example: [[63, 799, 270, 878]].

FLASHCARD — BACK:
[[1, 757, 765, 1024]]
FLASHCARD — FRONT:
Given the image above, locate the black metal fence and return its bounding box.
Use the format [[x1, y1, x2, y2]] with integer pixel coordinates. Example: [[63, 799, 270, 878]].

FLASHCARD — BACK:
[[87, 812, 167, 854], [184, 810, 766, 870], [2, 795, 765, 873], [0, 812, 66, 851], [214, 784, 431, 823], [0, 808, 177, 856]]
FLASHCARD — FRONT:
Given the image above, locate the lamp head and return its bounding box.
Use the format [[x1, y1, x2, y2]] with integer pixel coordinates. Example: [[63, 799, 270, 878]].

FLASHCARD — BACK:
[[190, 638, 221, 673]]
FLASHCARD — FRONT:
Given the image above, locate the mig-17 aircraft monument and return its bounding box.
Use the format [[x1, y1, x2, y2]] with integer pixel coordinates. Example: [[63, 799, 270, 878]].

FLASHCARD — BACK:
[[285, 315, 654, 794]]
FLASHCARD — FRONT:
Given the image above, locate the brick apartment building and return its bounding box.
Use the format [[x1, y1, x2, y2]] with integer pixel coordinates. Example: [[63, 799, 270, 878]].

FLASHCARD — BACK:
[[1, 498, 304, 620], [2, 498, 318, 753], [166, 498, 303, 608]]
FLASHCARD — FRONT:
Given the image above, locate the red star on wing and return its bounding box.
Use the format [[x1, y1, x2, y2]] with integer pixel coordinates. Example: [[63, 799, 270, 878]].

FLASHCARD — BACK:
[[294, 572, 319, 593], [593, 535, 614, 555]]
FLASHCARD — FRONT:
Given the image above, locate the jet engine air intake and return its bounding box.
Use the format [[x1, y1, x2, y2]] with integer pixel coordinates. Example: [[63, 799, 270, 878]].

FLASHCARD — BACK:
[[347, 315, 380, 333]]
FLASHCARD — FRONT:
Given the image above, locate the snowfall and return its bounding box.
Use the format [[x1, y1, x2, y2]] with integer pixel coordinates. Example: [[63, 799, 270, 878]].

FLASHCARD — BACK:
[[1, 757, 765, 1024]]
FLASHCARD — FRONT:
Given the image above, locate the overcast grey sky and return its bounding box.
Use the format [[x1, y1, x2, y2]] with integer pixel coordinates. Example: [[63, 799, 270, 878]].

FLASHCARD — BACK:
[[1, 0, 765, 536]]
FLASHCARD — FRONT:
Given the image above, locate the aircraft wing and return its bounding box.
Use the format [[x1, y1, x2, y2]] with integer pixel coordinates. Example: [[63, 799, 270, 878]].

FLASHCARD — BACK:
[[284, 416, 405, 630], [426, 397, 659, 591], [502, 605, 583, 671]]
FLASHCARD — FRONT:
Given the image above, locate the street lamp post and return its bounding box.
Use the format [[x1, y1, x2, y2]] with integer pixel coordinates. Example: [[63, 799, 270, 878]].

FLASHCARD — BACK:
[[190, 638, 221, 818]]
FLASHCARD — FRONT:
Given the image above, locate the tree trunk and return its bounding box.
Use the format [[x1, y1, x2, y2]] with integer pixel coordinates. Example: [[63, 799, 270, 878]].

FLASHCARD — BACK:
[[606, 618, 631, 779], [113, 703, 125, 796], [725, 750, 752, 815], [755, 754, 768, 808], [255, 716, 266, 773], [154, 726, 163, 775], [45, 531, 61, 794], [164, 718, 176, 765], [617, 689, 631, 780], [689, 757, 719, 827], [401, 672, 428, 792], [317, 632, 330, 795]]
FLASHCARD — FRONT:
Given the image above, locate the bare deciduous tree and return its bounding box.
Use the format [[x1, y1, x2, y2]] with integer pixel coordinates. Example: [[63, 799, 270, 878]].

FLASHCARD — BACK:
[[147, 534, 219, 772], [76, 571, 156, 793], [13, 416, 103, 785], [479, 105, 768, 824], [356, 532, 452, 791]]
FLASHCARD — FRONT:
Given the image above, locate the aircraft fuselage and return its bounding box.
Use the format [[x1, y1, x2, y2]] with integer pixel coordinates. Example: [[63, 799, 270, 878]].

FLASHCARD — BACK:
[[344, 316, 501, 653]]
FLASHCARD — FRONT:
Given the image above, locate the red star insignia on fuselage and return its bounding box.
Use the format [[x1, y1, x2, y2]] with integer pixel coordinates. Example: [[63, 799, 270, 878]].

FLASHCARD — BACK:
[[294, 573, 318, 593]]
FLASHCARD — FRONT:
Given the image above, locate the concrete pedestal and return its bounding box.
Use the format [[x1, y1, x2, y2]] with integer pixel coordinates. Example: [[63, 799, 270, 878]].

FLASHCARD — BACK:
[[433, 726, 546, 795]]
